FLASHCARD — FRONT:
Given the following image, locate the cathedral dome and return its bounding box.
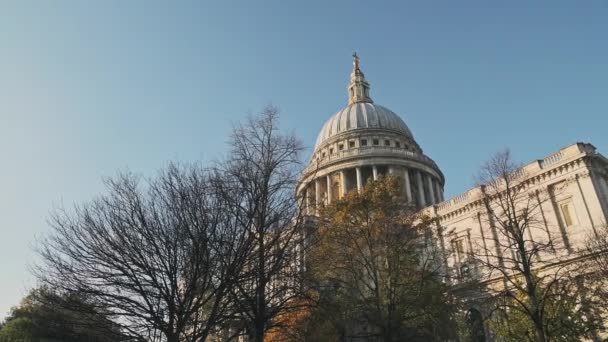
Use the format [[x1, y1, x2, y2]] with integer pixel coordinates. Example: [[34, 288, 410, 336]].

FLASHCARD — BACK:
[[299, 53, 444, 211], [314, 102, 414, 150]]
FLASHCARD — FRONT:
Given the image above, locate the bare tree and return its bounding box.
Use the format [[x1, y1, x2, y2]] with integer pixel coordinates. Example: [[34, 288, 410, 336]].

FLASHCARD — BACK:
[[36, 163, 252, 342], [586, 224, 608, 277], [583, 224, 608, 329], [213, 106, 307, 342], [472, 150, 592, 341]]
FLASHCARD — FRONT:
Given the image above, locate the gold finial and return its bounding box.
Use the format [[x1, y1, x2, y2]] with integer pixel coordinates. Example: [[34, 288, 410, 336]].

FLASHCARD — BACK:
[[352, 51, 359, 70]]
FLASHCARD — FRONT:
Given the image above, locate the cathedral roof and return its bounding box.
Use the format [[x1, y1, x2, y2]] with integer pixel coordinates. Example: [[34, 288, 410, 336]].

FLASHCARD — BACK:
[[313, 53, 415, 151], [314, 102, 414, 150]]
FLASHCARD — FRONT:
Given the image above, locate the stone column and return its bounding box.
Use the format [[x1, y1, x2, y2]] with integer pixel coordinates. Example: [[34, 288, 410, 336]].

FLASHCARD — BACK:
[[597, 175, 608, 213], [326, 174, 332, 204], [403, 168, 412, 202], [340, 170, 346, 198], [372, 165, 378, 180], [575, 174, 596, 238], [427, 175, 436, 205], [416, 171, 426, 206], [356, 167, 363, 192], [601, 175, 608, 197], [315, 178, 321, 215], [434, 181, 442, 203]]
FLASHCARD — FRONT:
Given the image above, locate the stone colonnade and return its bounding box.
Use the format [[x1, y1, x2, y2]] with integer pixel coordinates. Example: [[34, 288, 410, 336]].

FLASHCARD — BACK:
[[304, 165, 444, 214]]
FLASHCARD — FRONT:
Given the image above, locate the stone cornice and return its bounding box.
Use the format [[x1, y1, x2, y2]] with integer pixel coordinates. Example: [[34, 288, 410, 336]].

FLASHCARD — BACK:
[[428, 143, 604, 223]]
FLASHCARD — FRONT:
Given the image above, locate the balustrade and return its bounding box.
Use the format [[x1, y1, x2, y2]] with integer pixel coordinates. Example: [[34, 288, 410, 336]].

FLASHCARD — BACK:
[[539, 151, 563, 168], [303, 145, 440, 175]]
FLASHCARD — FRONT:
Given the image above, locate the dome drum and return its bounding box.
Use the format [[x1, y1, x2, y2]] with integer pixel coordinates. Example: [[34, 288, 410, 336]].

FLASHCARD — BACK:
[[301, 147, 443, 185], [298, 162, 445, 212], [312, 129, 421, 162]]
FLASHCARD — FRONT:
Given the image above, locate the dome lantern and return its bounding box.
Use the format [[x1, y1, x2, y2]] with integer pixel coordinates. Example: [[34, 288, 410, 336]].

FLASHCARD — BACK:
[[348, 52, 373, 105]]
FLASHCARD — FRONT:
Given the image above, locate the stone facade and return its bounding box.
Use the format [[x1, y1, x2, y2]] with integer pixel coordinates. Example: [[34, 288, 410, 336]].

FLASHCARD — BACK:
[[301, 54, 608, 340], [427, 142, 608, 282]]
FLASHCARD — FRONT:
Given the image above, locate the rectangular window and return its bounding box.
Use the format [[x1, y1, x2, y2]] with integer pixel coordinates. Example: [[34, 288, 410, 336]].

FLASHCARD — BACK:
[[349, 141, 355, 148], [373, 139, 379, 145], [361, 139, 367, 146], [454, 239, 465, 262], [338, 144, 344, 151], [395, 141, 401, 148], [561, 203, 574, 227], [384, 139, 390, 146], [452, 238, 466, 264], [329, 148, 334, 154]]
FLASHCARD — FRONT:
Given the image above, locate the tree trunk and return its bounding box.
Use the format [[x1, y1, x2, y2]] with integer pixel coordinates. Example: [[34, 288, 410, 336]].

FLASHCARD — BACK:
[[249, 324, 265, 342], [254, 327, 265, 342], [166, 332, 180, 342], [534, 324, 546, 342], [521, 250, 546, 342], [530, 299, 546, 342]]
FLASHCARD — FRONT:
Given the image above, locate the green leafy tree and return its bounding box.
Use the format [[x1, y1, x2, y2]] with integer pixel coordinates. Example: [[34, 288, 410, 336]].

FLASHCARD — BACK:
[[0, 287, 121, 342], [488, 284, 592, 342], [308, 176, 456, 342], [0, 317, 34, 341]]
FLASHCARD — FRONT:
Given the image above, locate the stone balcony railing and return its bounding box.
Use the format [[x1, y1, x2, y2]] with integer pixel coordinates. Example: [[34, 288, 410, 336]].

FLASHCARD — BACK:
[[539, 151, 563, 169], [302, 146, 441, 176]]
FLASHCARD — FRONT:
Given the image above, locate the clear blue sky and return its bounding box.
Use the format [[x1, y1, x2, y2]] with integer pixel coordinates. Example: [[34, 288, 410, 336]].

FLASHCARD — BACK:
[[1, 1, 606, 317]]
